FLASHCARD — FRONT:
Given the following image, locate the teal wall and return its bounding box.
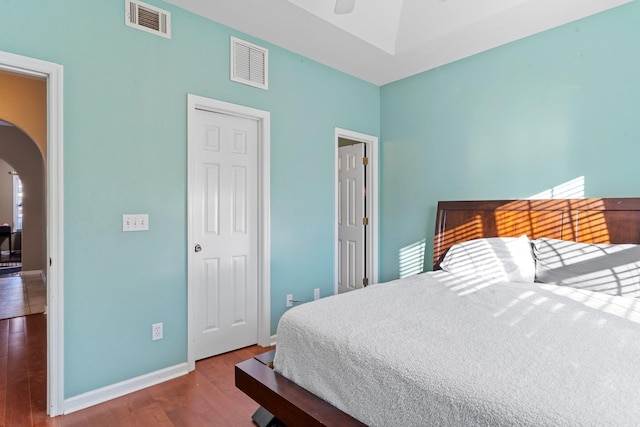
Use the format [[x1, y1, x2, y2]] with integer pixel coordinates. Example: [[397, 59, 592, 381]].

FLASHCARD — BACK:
[[379, 2, 640, 282], [0, 1, 379, 397]]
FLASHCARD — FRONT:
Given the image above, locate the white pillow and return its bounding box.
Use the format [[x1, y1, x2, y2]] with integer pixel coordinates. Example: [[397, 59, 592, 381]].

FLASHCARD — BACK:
[[533, 238, 640, 297], [439, 235, 535, 283]]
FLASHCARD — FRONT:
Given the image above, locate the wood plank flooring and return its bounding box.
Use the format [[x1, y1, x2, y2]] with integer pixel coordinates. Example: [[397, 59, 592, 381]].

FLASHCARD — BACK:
[[0, 314, 273, 426]]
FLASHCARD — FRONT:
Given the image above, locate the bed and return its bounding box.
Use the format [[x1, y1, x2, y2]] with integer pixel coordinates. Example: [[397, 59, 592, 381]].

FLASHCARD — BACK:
[[235, 198, 640, 426]]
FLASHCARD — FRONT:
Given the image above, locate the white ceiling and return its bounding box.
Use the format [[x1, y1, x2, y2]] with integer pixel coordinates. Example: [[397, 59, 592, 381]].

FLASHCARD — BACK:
[[164, 0, 630, 86]]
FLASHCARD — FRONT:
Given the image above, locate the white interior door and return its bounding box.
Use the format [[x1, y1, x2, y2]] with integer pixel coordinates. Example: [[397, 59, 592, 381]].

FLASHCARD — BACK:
[[191, 109, 258, 360], [338, 143, 366, 293]]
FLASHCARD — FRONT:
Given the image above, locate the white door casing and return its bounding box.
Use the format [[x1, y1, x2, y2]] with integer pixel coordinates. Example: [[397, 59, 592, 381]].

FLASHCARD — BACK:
[[187, 95, 271, 370], [0, 50, 65, 415], [334, 128, 378, 295], [338, 143, 365, 293]]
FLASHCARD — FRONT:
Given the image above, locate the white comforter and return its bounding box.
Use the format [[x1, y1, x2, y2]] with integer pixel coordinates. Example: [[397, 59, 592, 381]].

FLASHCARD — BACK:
[[274, 271, 640, 426]]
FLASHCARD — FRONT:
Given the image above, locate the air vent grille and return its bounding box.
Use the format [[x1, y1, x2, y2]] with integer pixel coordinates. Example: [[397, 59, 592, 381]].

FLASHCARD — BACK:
[[125, 0, 171, 39], [231, 37, 269, 90]]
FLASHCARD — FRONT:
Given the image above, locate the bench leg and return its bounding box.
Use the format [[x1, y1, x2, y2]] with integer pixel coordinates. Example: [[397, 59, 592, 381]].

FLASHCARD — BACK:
[[252, 406, 283, 427]]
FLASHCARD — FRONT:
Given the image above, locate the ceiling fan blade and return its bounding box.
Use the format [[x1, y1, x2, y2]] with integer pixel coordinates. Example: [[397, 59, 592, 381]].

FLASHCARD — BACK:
[[334, 0, 355, 15]]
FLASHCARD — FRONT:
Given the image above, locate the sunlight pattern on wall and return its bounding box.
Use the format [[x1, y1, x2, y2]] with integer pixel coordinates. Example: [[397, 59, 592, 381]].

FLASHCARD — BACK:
[[399, 238, 426, 278], [529, 176, 585, 199]]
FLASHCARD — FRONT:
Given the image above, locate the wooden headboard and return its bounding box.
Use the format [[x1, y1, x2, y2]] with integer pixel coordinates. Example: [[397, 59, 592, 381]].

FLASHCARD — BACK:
[[433, 198, 640, 269]]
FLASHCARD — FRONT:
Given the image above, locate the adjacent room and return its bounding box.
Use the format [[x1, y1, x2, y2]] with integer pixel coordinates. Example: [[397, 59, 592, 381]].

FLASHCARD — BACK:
[[1, 0, 639, 425]]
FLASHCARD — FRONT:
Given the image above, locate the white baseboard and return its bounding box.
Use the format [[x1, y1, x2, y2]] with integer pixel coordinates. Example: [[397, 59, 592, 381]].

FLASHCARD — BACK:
[[63, 362, 189, 414], [269, 334, 277, 346]]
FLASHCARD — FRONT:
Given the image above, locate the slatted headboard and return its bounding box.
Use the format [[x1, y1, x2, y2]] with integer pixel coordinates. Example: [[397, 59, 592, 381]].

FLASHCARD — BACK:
[[433, 198, 640, 270]]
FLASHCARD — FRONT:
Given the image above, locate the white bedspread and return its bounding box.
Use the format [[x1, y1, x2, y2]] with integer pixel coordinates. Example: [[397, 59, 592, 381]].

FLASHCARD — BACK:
[[274, 271, 640, 426]]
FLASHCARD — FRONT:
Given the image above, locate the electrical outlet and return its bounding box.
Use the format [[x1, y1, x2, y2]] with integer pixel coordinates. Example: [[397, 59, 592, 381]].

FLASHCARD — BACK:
[[152, 322, 163, 340], [286, 294, 293, 308], [314, 288, 320, 300]]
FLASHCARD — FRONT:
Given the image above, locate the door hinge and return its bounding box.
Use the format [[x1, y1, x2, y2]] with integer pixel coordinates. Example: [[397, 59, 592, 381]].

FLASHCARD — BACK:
[[362, 156, 369, 166], [362, 217, 369, 226], [363, 277, 369, 287]]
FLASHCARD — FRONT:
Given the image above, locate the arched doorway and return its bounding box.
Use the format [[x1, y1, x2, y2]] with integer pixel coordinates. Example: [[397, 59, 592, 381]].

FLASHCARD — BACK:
[[0, 121, 47, 319], [0, 121, 46, 274]]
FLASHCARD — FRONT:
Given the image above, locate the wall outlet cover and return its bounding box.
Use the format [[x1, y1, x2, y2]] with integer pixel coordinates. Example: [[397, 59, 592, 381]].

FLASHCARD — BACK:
[[152, 322, 163, 340]]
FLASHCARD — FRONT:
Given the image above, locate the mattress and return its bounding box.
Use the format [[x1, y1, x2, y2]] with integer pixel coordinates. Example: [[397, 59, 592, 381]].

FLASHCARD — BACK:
[[274, 271, 640, 426]]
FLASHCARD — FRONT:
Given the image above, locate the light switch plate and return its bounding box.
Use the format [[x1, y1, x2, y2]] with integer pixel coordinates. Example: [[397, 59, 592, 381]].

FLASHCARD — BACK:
[[123, 214, 149, 231]]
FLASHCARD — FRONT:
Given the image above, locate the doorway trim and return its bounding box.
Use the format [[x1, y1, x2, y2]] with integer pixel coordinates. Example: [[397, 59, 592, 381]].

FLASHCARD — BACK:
[[0, 51, 64, 415], [334, 128, 379, 293], [186, 94, 271, 371]]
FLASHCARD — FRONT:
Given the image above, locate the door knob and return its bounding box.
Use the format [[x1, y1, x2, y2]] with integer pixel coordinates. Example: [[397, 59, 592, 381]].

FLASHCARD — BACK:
[[195, 244, 202, 252]]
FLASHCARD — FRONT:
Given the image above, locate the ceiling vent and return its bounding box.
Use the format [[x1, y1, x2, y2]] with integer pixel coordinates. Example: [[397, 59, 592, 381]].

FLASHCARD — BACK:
[[231, 37, 269, 90], [125, 0, 171, 39]]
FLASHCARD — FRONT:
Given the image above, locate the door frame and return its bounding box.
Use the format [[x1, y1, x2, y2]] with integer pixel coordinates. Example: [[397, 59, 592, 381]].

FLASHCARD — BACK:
[[334, 128, 378, 293], [0, 51, 64, 415], [186, 94, 271, 371]]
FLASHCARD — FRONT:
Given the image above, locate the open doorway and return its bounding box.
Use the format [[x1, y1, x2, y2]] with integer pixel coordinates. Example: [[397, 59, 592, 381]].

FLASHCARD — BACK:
[[334, 128, 379, 294], [0, 71, 47, 276], [0, 50, 64, 416]]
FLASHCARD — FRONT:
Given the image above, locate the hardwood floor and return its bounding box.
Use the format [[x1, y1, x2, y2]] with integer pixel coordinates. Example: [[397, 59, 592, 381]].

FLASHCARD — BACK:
[[0, 314, 273, 426]]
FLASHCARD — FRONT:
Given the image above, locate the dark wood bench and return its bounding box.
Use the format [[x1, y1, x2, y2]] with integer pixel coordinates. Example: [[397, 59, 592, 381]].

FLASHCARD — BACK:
[[235, 350, 365, 427]]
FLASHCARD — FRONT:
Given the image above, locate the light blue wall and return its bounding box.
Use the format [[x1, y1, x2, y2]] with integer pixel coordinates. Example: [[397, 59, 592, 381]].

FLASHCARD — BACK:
[[0, 1, 379, 397], [379, 2, 640, 282]]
